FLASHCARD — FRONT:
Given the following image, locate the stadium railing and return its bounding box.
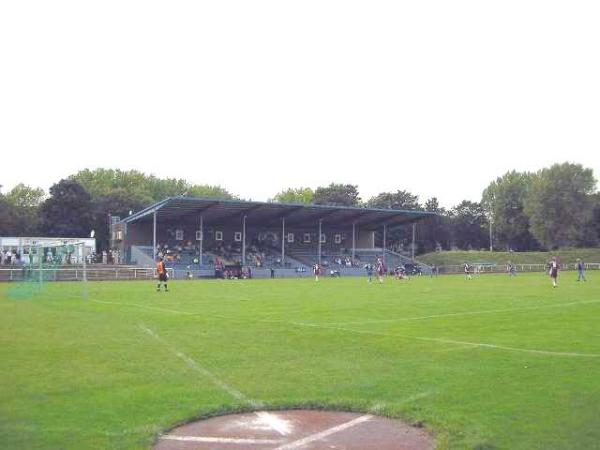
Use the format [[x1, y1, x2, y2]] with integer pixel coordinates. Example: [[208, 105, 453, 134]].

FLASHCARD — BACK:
[[0, 267, 174, 282], [437, 263, 600, 274]]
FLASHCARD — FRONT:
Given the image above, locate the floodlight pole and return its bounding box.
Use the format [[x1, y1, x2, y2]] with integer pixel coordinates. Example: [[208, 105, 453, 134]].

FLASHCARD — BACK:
[[489, 217, 493, 252], [242, 215, 247, 266], [281, 217, 285, 265], [318, 219, 322, 265], [152, 210, 157, 262]]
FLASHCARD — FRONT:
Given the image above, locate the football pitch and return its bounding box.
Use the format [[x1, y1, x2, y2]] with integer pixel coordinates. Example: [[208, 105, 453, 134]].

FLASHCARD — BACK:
[[1, 273, 599, 450]]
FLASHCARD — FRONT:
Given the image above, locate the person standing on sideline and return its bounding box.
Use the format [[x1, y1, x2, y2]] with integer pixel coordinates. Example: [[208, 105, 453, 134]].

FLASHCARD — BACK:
[[464, 263, 472, 280], [549, 257, 559, 288], [365, 263, 374, 283], [376, 258, 385, 283], [576, 258, 586, 282], [156, 257, 169, 292], [313, 263, 320, 281], [507, 261, 517, 277]]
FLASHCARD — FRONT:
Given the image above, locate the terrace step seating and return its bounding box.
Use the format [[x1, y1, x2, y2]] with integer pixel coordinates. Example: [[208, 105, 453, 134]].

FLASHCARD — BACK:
[[285, 248, 360, 268], [132, 245, 213, 267], [211, 242, 307, 269]]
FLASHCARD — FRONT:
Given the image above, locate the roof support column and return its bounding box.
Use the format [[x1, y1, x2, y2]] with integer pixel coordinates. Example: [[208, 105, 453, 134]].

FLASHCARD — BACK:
[[242, 215, 247, 266], [198, 215, 203, 267], [318, 219, 322, 265], [382, 223, 387, 266], [152, 210, 157, 262], [281, 217, 285, 266], [412, 222, 416, 261], [352, 222, 356, 262]]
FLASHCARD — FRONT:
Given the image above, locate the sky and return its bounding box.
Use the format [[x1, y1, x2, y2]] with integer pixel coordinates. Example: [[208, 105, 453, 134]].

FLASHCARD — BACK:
[[1, 1, 599, 208]]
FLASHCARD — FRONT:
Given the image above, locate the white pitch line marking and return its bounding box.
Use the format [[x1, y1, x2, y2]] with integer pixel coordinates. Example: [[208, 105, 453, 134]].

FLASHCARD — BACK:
[[272, 414, 373, 450], [160, 435, 283, 444], [412, 336, 600, 358], [289, 322, 600, 358], [137, 324, 264, 408], [323, 299, 600, 326]]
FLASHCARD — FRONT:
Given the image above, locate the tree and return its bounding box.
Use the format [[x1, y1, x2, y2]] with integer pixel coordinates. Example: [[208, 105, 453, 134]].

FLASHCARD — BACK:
[[419, 197, 451, 252], [186, 184, 235, 199], [523, 163, 597, 249], [366, 190, 421, 210], [271, 187, 315, 204], [424, 197, 443, 214], [0, 196, 19, 235], [365, 191, 421, 253], [39, 180, 95, 238], [4, 183, 45, 235], [592, 193, 600, 243], [70, 168, 234, 204], [481, 171, 537, 251], [313, 183, 361, 206], [449, 200, 488, 250]]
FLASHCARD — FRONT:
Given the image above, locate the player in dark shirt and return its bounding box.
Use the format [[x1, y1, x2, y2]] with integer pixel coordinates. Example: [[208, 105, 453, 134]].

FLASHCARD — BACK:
[[549, 257, 559, 288], [576, 258, 586, 282], [156, 257, 169, 292]]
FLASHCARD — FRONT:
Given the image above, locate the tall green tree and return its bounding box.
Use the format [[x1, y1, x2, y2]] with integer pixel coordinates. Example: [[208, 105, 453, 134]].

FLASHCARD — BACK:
[[186, 184, 235, 199], [523, 163, 597, 249], [449, 200, 488, 250], [366, 190, 421, 210], [481, 171, 537, 250], [4, 184, 45, 235], [419, 197, 451, 252], [0, 196, 19, 235], [271, 187, 315, 204], [367, 191, 421, 253], [313, 183, 361, 206], [39, 180, 95, 238], [70, 168, 234, 204], [592, 193, 600, 243]]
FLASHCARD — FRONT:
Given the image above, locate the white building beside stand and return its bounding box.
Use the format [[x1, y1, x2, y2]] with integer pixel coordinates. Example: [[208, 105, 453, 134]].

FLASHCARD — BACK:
[[0, 237, 96, 264]]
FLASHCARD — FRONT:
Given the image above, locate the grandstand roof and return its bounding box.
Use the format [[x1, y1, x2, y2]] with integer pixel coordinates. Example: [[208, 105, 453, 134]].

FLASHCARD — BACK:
[[121, 196, 434, 230]]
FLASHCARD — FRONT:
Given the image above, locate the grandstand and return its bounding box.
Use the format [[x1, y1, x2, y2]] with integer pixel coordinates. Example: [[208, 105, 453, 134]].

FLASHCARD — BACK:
[[112, 197, 433, 278]]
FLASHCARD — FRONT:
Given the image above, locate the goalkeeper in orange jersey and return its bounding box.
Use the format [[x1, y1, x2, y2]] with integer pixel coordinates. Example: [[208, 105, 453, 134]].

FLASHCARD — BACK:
[[156, 257, 169, 292]]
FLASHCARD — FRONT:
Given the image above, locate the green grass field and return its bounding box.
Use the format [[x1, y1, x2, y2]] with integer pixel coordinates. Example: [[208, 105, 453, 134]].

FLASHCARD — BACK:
[[1, 273, 599, 450]]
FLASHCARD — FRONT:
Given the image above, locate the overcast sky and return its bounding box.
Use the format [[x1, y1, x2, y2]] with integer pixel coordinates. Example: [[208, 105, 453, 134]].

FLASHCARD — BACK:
[[1, 1, 599, 208]]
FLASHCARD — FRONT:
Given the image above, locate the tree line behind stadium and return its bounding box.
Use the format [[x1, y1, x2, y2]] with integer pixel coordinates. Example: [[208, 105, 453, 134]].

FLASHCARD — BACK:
[[1, 162, 598, 254]]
